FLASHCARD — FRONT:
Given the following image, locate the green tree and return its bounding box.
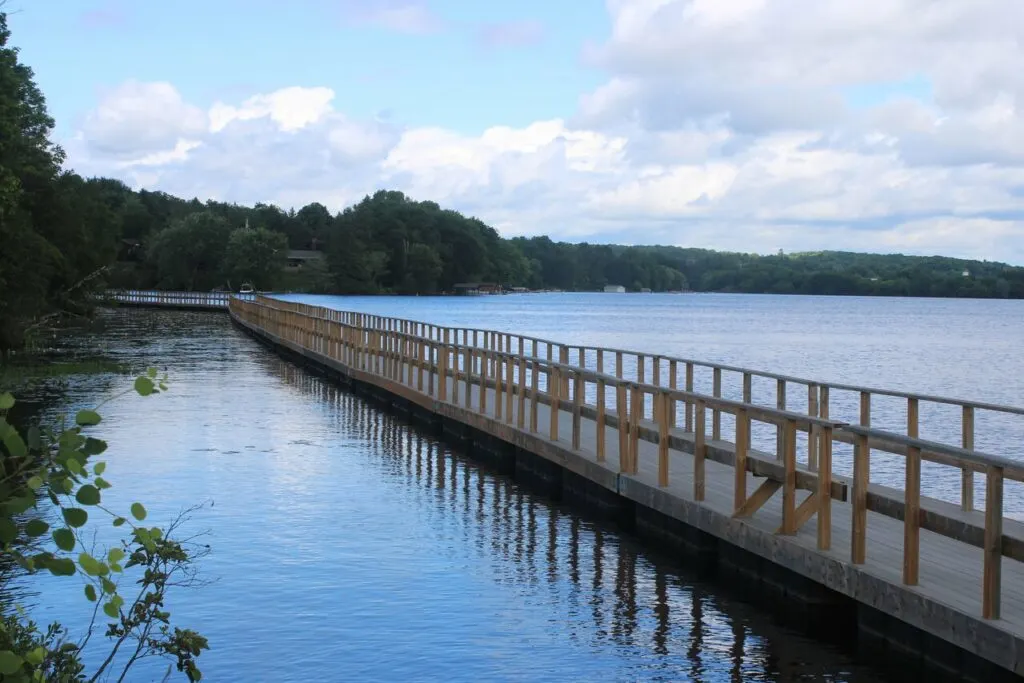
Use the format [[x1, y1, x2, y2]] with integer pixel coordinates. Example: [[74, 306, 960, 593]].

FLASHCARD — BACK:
[[0, 10, 66, 357], [403, 243, 443, 293], [148, 211, 232, 291], [222, 226, 287, 290]]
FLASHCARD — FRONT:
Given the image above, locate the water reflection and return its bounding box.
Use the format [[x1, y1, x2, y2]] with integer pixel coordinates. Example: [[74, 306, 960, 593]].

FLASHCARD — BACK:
[[22, 309, 889, 682], [267, 349, 882, 682]]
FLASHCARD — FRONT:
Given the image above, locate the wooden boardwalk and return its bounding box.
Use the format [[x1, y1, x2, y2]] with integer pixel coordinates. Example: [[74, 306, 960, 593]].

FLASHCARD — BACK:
[[228, 295, 1024, 678], [100, 289, 237, 310]]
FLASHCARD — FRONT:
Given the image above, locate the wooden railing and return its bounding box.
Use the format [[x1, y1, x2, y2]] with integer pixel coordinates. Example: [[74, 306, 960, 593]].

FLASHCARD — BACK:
[[100, 289, 244, 309], [344, 304, 1024, 511], [231, 295, 1021, 622]]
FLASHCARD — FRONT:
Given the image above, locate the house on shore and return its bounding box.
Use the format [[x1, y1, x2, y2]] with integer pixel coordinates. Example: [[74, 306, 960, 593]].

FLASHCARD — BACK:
[[603, 284, 626, 293], [286, 250, 324, 270], [453, 282, 501, 295]]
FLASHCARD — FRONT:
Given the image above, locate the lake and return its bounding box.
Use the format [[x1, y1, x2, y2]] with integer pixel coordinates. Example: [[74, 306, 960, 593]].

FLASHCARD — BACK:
[[22, 292, 1024, 681]]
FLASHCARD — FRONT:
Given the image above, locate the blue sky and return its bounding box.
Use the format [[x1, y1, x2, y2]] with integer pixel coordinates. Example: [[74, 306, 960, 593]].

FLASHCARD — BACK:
[[9, 0, 609, 138], [5, 1, 1023, 262]]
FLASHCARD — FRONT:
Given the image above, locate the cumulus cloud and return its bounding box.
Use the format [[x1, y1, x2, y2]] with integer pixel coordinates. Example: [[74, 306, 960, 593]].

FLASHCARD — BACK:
[[79, 81, 206, 159], [62, 0, 1024, 263]]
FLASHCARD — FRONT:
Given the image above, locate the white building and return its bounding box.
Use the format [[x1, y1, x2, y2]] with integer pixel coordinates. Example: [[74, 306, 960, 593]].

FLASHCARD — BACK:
[[603, 284, 626, 293]]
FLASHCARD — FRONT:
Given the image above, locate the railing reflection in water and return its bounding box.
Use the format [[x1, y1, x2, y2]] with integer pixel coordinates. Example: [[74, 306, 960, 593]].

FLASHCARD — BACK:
[[269, 358, 885, 683]]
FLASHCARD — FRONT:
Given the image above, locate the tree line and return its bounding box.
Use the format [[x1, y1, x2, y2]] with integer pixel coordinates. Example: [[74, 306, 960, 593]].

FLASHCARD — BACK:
[[5, 10, 1024, 360]]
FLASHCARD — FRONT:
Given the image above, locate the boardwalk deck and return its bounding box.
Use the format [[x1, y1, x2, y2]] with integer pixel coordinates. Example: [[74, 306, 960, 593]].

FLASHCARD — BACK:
[[227, 296, 1024, 679]]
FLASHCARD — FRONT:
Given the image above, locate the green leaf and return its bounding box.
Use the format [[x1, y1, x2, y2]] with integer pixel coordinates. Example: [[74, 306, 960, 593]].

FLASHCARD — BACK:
[[26, 426, 40, 451], [0, 519, 16, 545], [3, 430, 26, 458], [48, 490, 60, 506], [62, 508, 88, 528], [78, 553, 108, 577], [75, 485, 100, 506], [134, 376, 155, 396], [147, 367, 158, 378], [102, 601, 119, 619], [52, 528, 75, 552], [100, 577, 116, 594], [46, 558, 75, 576], [5, 495, 35, 515], [82, 437, 107, 455], [24, 519, 48, 537], [26, 475, 43, 491], [130, 502, 147, 521], [61, 478, 73, 494], [0, 393, 14, 410], [84, 584, 97, 602], [107, 548, 125, 564], [25, 646, 45, 666], [112, 517, 126, 527], [95, 477, 111, 489], [94, 462, 106, 475], [75, 410, 101, 427], [66, 457, 83, 475], [0, 650, 22, 674]]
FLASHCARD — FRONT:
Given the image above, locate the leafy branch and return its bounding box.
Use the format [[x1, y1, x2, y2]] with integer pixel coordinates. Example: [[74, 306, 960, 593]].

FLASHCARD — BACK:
[[0, 370, 209, 681]]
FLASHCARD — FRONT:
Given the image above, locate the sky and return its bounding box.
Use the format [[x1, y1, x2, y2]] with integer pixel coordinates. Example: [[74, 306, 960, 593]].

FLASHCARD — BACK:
[[7, 0, 1024, 262]]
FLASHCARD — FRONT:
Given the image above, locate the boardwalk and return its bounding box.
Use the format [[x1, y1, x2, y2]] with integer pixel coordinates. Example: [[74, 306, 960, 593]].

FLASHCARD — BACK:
[[100, 289, 235, 310], [225, 294, 1023, 678]]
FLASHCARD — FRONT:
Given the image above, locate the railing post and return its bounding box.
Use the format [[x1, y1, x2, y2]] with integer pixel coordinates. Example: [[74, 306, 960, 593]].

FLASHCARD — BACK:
[[629, 385, 641, 474], [657, 391, 670, 487], [712, 368, 722, 440], [596, 378, 606, 462], [775, 379, 786, 459], [617, 383, 628, 473], [517, 357, 527, 429], [530, 360, 539, 433], [464, 348, 472, 406], [983, 465, 1004, 620], [808, 384, 819, 470], [733, 408, 747, 511], [559, 346, 569, 396], [962, 406, 975, 511], [817, 424, 832, 550], [780, 418, 797, 534], [479, 351, 489, 414], [505, 353, 514, 421], [668, 361, 678, 427], [427, 342, 435, 397], [572, 372, 582, 450], [852, 431, 869, 564], [694, 400, 706, 501], [685, 363, 694, 432], [495, 355, 504, 420], [549, 367, 560, 441]]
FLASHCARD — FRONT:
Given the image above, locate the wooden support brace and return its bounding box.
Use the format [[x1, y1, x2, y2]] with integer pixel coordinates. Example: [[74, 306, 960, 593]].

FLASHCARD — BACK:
[[734, 480, 781, 519]]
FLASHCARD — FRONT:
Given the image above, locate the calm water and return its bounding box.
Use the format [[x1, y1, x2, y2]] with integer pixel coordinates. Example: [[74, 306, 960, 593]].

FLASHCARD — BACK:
[[281, 292, 1024, 514], [17, 305, 892, 682]]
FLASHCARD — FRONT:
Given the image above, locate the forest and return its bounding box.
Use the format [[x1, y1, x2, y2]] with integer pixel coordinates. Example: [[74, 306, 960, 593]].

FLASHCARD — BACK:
[[5, 10, 1024, 358]]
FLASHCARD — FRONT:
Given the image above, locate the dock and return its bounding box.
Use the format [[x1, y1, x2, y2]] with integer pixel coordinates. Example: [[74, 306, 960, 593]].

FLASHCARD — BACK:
[[99, 289, 234, 310], [156, 292, 1024, 679]]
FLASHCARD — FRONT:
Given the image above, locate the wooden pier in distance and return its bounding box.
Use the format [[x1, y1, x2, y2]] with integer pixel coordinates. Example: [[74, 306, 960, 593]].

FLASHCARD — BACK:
[[176, 293, 1023, 679], [100, 289, 235, 311]]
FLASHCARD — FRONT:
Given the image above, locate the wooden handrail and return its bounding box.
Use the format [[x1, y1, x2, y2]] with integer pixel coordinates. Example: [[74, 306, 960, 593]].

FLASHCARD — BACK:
[[252, 294, 1024, 517], [233, 293, 1020, 622]]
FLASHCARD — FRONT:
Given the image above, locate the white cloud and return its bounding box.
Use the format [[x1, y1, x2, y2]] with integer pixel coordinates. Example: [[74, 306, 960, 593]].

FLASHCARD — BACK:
[[80, 81, 206, 159], [208, 87, 335, 133], [64, 0, 1024, 263]]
